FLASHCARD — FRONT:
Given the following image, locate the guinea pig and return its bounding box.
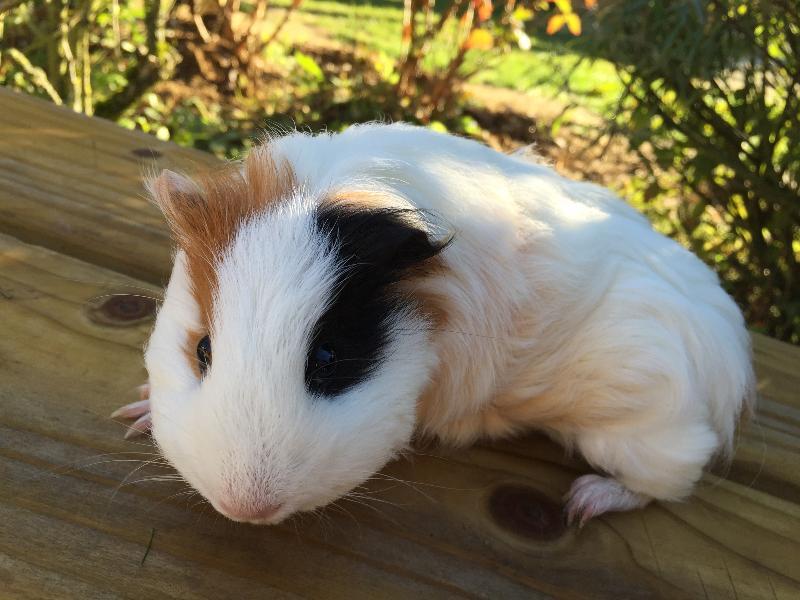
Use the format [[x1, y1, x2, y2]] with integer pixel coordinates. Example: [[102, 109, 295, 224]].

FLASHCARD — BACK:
[[112, 123, 755, 526]]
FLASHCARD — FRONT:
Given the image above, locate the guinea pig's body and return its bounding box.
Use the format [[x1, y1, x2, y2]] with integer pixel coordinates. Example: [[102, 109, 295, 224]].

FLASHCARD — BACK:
[[116, 124, 755, 525]]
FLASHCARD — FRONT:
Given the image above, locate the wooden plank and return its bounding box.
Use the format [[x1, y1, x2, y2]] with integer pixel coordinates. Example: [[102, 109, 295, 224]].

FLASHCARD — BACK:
[[0, 234, 554, 599], [0, 87, 216, 284], [2, 89, 800, 599], [1, 236, 799, 599]]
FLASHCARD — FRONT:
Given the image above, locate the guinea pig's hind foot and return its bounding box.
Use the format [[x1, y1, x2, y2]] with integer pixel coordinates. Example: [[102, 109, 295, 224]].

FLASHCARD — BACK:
[[564, 474, 651, 527], [110, 383, 151, 439]]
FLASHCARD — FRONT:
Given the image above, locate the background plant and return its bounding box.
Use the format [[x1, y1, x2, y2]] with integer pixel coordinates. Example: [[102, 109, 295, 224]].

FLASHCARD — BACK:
[[396, 0, 595, 120], [576, 0, 799, 343], [1, 0, 797, 345], [0, 0, 303, 121], [0, 0, 176, 118]]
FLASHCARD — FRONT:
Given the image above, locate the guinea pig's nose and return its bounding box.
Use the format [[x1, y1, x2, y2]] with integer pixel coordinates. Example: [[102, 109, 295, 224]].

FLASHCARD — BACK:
[[218, 500, 283, 523]]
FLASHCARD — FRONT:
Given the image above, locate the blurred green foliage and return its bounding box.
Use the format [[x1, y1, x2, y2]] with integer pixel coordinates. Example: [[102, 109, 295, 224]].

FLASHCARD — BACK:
[[0, 0, 172, 117]]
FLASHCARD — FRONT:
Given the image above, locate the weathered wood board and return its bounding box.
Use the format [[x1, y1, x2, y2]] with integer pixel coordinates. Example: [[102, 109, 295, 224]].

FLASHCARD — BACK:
[[0, 86, 215, 285], [1, 88, 799, 599]]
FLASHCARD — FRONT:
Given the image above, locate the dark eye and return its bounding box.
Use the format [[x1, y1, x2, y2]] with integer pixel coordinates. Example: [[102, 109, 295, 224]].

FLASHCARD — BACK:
[[309, 343, 336, 380], [196, 335, 212, 376]]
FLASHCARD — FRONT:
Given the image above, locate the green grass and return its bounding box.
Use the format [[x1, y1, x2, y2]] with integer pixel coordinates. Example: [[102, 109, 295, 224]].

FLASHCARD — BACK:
[[290, 0, 406, 57], [276, 0, 623, 113]]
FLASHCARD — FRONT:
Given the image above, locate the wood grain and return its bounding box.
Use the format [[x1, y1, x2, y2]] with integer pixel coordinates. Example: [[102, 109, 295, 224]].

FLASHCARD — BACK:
[[0, 87, 215, 284], [1, 90, 799, 599]]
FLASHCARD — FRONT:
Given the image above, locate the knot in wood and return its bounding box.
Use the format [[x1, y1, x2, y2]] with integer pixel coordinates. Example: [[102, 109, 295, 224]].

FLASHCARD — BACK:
[[88, 294, 156, 326], [488, 484, 565, 541], [131, 148, 162, 159]]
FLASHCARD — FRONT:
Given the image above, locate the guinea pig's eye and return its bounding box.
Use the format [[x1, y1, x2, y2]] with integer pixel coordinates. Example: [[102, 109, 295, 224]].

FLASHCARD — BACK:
[[309, 343, 336, 380], [196, 335, 212, 376]]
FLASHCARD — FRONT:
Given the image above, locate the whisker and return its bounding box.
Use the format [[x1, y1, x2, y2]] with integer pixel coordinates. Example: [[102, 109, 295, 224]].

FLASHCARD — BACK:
[[338, 495, 401, 526], [370, 470, 477, 493], [88, 292, 163, 304], [325, 502, 361, 531], [107, 453, 181, 506], [345, 491, 405, 509], [23, 452, 168, 484], [42, 274, 164, 299], [394, 326, 499, 341], [366, 473, 437, 503]]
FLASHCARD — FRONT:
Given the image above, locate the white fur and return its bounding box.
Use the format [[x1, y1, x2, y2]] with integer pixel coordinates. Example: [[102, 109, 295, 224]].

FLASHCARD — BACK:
[[145, 124, 755, 523], [146, 196, 435, 522]]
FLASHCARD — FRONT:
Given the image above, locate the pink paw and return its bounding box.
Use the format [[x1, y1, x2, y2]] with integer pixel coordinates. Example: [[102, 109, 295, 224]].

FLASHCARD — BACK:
[[564, 474, 650, 527], [111, 383, 151, 439]]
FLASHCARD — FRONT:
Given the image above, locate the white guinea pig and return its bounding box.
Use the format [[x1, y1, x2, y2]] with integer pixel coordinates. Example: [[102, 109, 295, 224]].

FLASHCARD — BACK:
[[113, 123, 755, 526]]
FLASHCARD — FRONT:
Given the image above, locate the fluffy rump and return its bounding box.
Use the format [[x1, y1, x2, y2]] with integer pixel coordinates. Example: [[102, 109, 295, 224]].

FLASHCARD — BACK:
[[270, 123, 755, 501]]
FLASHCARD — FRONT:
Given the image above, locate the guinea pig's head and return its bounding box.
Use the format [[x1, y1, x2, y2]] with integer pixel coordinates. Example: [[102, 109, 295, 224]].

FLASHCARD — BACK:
[[144, 148, 448, 524]]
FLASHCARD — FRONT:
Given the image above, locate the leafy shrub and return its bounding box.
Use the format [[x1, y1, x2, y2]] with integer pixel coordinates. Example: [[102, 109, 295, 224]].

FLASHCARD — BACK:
[[0, 0, 496, 154], [0, 0, 173, 118], [580, 0, 800, 344], [0, 0, 302, 120]]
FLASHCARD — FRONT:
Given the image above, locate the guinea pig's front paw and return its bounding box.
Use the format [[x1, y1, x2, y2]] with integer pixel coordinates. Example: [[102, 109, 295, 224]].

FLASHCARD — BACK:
[[110, 383, 151, 439], [564, 474, 651, 527]]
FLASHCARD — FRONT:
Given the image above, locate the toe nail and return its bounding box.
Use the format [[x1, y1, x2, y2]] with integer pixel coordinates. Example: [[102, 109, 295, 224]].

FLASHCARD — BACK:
[[123, 427, 142, 440]]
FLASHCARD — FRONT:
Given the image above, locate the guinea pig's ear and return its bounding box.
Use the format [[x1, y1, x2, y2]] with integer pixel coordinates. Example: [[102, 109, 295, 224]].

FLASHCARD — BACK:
[[147, 169, 205, 246], [318, 206, 452, 275], [150, 168, 196, 196], [375, 209, 452, 272]]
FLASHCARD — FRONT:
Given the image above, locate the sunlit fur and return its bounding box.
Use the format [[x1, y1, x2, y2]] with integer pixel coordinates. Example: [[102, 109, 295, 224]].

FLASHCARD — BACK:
[[146, 204, 435, 523], [145, 123, 755, 523]]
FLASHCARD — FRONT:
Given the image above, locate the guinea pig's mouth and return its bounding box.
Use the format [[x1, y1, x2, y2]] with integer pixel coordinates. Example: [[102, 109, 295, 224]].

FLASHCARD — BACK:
[[212, 499, 291, 525]]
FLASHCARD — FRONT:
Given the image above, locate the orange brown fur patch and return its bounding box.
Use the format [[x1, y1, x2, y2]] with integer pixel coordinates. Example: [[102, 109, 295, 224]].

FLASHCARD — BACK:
[[150, 145, 297, 371]]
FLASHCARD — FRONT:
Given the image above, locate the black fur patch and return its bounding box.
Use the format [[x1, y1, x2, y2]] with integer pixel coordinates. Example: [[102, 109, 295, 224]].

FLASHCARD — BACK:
[[306, 205, 449, 396]]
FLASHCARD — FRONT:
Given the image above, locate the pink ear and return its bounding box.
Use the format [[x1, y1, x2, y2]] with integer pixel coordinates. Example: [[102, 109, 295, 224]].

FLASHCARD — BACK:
[[147, 169, 199, 211], [146, 169, 208, 249]]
